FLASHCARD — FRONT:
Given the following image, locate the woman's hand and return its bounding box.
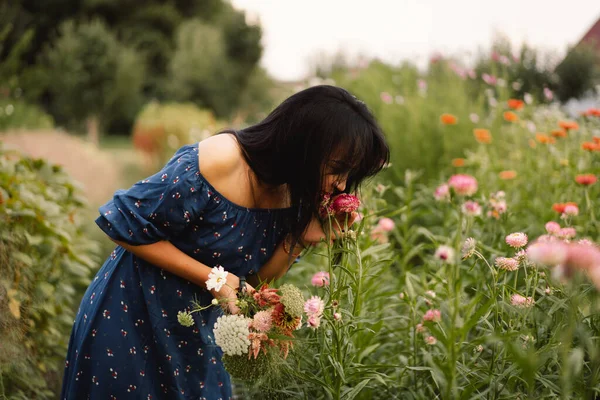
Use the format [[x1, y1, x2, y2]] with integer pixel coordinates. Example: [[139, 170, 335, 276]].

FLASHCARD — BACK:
[[302, 211, 359, 244], [210, 273, 254, 314]]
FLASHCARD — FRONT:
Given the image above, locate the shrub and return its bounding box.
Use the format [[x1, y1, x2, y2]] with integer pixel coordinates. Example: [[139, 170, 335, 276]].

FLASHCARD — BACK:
[[132, 101, 221, 168], [0, 144, 99, 398]]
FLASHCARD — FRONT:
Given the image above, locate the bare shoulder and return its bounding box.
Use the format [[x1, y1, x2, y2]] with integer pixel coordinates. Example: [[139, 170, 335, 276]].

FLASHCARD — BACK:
[[197, 133, 244, 182]]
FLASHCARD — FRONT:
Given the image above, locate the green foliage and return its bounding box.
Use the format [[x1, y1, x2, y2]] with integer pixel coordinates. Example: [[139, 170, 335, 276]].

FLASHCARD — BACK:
[[0, 98, 54, 130], [132, 101, 222, 167], [43, 19, 145, 131], [0, 144, 100, 398], [555, 43, 600, 102], [0, 0, 266, 132]]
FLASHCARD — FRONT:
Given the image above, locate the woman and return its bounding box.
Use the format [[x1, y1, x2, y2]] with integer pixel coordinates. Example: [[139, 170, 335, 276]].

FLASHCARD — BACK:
[[60, 85, 389, 399]]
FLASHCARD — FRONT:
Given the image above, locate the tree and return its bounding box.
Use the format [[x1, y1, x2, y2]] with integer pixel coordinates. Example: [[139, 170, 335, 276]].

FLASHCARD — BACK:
[[555, 44, 600, 102], [44, 19, 145, 141]]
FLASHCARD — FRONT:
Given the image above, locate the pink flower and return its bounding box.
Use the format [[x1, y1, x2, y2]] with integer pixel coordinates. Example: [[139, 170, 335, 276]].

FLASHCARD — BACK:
[[304, 296, 325, 317], [511, 294, 535, 308], [370, 229, 388, 244], [425, 336, 437, 345], [565, 243, 600, 271], [527, 241, 568, 266], [506, 232, 528, 248], [252, 310, 273, 332], [422, 309, 441, 322], [448, 174, 478, 196], [416, 323, 425, 333], [376, 217, 395, 232], [330, 194, 361, 214], [495, 257, 519, 271], [311, 271, 330, 287], [434, 245, 455, 263], [380, 92, 393, 104], [307, 314, 321, 329], [333, 312, 342, 321], [482, 73, 497, 85], [434, 184, 450, 201], [545, 221, 561, 235], [558, 227, 577, 240], [461, 200, 482, 216], [564, 205, 579, 216]]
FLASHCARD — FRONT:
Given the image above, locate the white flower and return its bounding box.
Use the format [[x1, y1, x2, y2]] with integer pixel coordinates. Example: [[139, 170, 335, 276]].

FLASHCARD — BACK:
[[213, 315, 251, 356], [206, 266, 228, 292], [434, 245, 455, 264]]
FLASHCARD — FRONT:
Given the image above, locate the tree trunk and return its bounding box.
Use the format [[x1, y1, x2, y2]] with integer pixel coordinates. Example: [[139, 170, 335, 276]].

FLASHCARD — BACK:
[[86, 115, 99, 146]]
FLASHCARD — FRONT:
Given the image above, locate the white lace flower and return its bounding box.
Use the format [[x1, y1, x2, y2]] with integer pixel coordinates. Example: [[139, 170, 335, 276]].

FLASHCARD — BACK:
[[206, 266, 228, 292], [177, 311, 194, 327], [213, 315, 251, 356]]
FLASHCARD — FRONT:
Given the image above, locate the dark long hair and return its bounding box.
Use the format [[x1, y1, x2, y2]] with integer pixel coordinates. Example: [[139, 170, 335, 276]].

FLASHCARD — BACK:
[[218, 85, 390, 247]]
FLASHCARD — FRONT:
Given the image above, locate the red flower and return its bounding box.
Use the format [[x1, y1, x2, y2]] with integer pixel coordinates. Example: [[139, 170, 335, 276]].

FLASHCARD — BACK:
[[575, 174, 597, 186], [330, 194, 361, 214], [552, 202, 578, 214]]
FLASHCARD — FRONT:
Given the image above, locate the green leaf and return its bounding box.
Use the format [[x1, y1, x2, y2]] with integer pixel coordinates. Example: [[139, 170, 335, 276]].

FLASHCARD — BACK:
[[341, 378, 371, 400]]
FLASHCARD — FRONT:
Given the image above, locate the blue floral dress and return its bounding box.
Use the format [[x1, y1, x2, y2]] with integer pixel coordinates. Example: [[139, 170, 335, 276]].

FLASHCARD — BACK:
[[60, 143, 294, 400]]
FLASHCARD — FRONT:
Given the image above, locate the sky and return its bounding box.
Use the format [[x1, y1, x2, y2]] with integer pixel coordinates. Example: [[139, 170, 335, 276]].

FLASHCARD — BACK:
[[231, 0, 600, 81]]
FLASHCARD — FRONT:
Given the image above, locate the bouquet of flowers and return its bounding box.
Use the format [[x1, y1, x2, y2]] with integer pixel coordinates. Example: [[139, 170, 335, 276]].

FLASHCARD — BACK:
[[177, 269, 325, 382]]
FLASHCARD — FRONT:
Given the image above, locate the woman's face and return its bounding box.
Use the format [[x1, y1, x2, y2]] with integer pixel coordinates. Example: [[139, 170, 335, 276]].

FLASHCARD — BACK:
[[322, 159, 351, 194]]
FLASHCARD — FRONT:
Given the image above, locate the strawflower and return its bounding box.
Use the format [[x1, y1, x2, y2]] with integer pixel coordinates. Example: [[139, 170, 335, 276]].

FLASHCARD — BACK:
[[506, 232, 528, 248], [304, 296, 325, 317], [452, 158, 466, 167], [473, 128, 492, 144], [252, 310, 273, 333], [558, 120, 579, 131], [376, 217, 395, 232], [440, 113, 458, 125], [448, 174, 478, 196], [311, 271, 330, 287], [461, 237, 477, 259], [434, 183, 450, 201], [575, 174, 597, 186], [545, 221, 561, 234], [503, 111, 519, 122], [499, 170, 517, 180], [461, 200, 482, 216], [423, 309, 441, 322], [434, 245, 455, 263], [330, 193, 361, 214], [495, 257, 519, 271], [511, 294, 535, 308], [425, 336, 437, 345]]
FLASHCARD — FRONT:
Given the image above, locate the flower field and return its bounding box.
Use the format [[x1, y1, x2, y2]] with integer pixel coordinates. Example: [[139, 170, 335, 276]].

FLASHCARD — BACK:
[[254, 99, 600, 398]]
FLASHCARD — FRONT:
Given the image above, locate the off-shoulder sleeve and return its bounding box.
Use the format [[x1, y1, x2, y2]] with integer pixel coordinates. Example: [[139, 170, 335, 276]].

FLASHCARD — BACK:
[[95, 145, 206, 245]]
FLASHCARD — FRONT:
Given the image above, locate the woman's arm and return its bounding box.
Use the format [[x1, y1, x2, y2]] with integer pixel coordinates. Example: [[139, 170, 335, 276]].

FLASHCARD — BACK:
[[249, 237, 304, 286], [111, 239, 246, 312], [251, 211, 359, 286]]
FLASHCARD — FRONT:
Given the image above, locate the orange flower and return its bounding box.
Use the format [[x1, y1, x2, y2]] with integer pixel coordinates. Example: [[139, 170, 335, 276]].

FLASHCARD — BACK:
[[582, 141, 600, 151], [552, 202, 578, 214], [473, 128, 492, 144], [528, 139, 537, 148], [440, 113, 458, 125], [558, 120, 579, 131], [452, 158, 466, 167], [575, 174, 597, 186], [503, 111, 519, 122], [593, 137, 600, 144], [551, 129, 567, 138], [507, 99, 524, 110], [499, 170, 517, 180], [535, 133, 556, 144], [583, 108, 600, 117]]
